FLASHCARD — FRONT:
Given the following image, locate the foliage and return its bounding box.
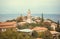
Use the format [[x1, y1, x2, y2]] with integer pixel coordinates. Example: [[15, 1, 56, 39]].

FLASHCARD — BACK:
[[55, 20, 60, 32], [6, 19, 16, 22], [0, 29, 35, 39], [41, 13, 44, 23], [16, 16, 23, 22], [17, 23, 42, 29], [32, 31, 38, 38], [38, 30, 53, 39]]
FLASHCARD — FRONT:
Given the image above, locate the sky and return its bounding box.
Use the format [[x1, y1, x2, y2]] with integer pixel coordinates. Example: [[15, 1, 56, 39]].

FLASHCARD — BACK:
[[0, 0, 60, 14]]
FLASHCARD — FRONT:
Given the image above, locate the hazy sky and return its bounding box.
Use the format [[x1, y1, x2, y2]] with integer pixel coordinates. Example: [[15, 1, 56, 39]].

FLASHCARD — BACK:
[[0, 0, 60, 14]]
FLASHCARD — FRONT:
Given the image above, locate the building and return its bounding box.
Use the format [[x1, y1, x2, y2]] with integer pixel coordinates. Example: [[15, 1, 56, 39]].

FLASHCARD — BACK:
[[0, 22, 16, 32], [35, 19, 41, 23], [26, 9, 33, 23], [32, 27, 48, 32], [18, 22, 27, 26], [50, 31, 60, 39], [44, 19, 52, 24], [17, 29, 33, 35], [23, 16, 27, 21], [17, 29, 33, 32], [51, 23, 57, 31]]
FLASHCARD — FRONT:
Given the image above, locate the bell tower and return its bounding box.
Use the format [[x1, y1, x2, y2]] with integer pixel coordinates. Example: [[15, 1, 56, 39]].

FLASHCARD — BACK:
[[26, 9, 32, 23], [27, 9, 31, 19]]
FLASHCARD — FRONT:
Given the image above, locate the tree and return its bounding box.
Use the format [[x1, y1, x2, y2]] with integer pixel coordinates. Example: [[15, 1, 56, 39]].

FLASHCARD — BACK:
[[32, 31, 38, 38], [41, 13, 44, 23], [37, 30, 53, 39], [6, 19, 16, 22], [43, 30, 53, 39], [55, 20, 60, 32], [16, 16, 23, 22]]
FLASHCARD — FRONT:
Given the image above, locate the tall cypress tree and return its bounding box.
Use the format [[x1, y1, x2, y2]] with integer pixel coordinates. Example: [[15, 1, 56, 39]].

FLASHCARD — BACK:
[[57, 20, 59, 27], [41, 13, 44, 23], [55, 20, 60, 32]]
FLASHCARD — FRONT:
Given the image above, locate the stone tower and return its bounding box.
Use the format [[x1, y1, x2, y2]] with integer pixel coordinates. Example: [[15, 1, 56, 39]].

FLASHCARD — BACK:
[[26, 9, 32, 23], [27, 9, 31, 19]]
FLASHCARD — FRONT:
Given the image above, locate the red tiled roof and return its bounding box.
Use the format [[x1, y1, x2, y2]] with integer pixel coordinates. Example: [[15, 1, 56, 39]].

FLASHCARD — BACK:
[[0, 22, 16, 28], [32, 27, 48, 31]]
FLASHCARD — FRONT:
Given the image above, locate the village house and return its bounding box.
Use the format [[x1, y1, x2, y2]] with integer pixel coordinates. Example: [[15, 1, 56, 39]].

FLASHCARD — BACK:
[[17, 29, 33, 35], [50, 31, 60, 39], [35, 19, 41, 23], [51, 23, 57, 31], [44, 19, 52, 24], [0, 22, 16, 32], [32, 27, 48, 32], [18, 22, 27, 26]]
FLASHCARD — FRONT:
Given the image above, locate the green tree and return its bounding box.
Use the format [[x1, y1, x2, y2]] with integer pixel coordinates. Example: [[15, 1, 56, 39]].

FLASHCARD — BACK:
[[16, 16, 23, 22], [41, 13, 44, 23], [55, 20, 60, 32], [32, 31, 38, 38], [38, 30, 53, 39]]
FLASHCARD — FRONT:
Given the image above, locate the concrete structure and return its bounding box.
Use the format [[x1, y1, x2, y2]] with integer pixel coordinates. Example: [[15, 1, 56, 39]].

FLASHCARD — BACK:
[[0, 22, 16, 32], [17, 29, 33, 32], [34, 16, 40, 20], [50, 31, 60, 39], [44, 19, 51, 24], [26, 9, 33, 23], [18, 22, 27, 26], [23, 16, 27, 21], [35, 19, 41, 23], [32, 27, 48, 32], [17, 29, 33, 35], [51, 23, 57, 31]]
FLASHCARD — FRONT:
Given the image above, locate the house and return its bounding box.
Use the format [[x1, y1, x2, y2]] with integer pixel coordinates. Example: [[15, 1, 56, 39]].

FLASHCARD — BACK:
[[32, 27, 48, 32], [18, 22, 27, 26], [51, 23, 57, 30], [44, 19, 51, 24], [35, 19, 41, 23], [17, 29, 33, 32], [17, 29, 33, 35], [0, 22, 16, 32], [50, 31, 60, 39]]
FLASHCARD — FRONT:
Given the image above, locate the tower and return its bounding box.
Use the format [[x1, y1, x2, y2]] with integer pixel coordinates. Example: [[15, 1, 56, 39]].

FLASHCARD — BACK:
[[26, 9, 33, 23], [27, 9, 31, 19]]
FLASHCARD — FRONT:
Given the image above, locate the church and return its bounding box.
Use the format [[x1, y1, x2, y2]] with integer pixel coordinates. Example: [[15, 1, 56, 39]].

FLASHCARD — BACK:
[[22, 9, 33, 23], [26, 9, 33, 23]]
